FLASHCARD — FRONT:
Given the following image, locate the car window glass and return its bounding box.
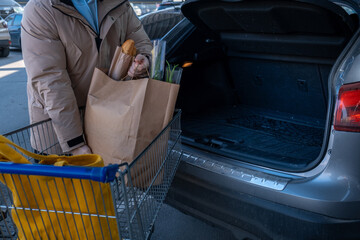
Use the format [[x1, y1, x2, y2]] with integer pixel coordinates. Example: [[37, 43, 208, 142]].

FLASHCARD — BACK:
[[6, 15, 14, 26], [13, 15, 22, 25], [1, 0, 20, 5], [129, 1, 159, 16]]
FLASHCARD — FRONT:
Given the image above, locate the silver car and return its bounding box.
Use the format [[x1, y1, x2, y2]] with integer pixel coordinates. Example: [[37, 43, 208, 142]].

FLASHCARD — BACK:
[[162, 0, 360, 239], [0, 0, 23, 19]]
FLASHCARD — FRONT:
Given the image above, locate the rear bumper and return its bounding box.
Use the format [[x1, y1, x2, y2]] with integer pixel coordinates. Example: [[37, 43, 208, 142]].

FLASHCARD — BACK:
[[0, 39, 10, 48], [167, 161, 360, 240]]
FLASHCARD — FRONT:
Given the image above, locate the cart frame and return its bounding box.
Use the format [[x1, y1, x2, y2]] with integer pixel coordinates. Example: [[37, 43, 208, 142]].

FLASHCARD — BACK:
[[0, 110, 182, 240]]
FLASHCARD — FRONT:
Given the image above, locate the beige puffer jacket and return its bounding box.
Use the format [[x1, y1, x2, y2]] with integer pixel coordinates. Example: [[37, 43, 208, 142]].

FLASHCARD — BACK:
[[22, 0, 152, 152]]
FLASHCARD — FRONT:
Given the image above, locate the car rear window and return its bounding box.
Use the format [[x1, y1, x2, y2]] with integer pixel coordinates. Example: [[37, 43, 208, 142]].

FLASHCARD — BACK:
[[5, 15, 14, 25]]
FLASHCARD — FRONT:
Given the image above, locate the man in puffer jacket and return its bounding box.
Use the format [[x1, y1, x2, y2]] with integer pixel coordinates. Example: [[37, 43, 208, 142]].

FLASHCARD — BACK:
[[22, 0, 152, 155]]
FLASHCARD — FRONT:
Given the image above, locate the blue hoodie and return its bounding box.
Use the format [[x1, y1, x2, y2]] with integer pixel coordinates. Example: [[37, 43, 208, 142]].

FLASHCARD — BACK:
[[71, 0, 99, 33]]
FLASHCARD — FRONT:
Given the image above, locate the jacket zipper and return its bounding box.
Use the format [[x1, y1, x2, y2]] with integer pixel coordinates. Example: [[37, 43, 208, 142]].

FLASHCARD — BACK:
[[98, 0, 127, 34], [95, 0, 128, 50]]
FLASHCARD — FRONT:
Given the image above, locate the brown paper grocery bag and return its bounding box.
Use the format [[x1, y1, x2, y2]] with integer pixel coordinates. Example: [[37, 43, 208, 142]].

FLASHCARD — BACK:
[[85, 68, 179, 187]]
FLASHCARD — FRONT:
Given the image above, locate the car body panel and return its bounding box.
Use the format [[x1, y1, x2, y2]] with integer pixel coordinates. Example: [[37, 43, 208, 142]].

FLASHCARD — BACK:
[[168, 162, 360, 239], [177, 136, 360, 220]]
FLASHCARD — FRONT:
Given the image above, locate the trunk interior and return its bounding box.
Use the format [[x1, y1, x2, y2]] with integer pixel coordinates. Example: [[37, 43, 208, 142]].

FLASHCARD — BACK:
[[170, 0, 359, 171]]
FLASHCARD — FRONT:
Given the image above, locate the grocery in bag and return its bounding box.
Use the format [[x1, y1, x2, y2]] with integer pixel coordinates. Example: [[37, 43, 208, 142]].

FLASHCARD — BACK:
[[108, 39, 137, 81], [0, 135, 119, 240], [85, 40, 180, 187]]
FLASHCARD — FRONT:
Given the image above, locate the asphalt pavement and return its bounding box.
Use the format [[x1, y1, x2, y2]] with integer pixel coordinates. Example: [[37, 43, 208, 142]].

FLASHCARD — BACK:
[[0, 50, 237, 240], [0, 50, 29, 134]]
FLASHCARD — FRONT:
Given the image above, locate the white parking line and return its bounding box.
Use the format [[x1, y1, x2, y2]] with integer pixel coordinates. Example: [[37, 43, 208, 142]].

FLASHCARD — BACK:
[[0, 59, 25, 78], [0, 60, 25, 69], [0, 70, 18, 78]]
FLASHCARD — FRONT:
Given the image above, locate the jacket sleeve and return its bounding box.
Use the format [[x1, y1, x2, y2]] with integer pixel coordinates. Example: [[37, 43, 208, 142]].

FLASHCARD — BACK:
[[21, 1, 84, 152], [125, 5, 153, 57]]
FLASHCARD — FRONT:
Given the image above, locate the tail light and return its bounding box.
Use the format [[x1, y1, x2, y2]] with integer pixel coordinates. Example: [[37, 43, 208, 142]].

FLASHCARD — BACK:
[[334, 82, 360, 132], [1, 21, 7, 28]]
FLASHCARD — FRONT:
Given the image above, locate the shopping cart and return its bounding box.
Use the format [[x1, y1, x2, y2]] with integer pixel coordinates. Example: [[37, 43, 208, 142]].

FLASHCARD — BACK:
[[0, 110, 182, 240]]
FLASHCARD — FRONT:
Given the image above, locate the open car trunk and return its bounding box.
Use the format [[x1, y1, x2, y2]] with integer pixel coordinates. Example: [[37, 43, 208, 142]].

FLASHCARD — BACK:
[[170, 0, 359, 171]]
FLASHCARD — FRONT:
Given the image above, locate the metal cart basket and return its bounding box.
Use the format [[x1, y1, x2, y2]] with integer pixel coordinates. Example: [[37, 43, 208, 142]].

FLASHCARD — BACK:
[[0, 110, 182, 240]]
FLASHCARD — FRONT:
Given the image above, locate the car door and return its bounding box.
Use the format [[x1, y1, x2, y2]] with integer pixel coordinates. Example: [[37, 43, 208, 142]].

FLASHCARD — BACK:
[[5, 14, 14, 45], [9, 14, 21, 47]]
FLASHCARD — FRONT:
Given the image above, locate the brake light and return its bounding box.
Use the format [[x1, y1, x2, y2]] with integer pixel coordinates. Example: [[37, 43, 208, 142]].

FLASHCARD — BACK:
[[1, 22, 7, 28], [334, 82, 360, 132]]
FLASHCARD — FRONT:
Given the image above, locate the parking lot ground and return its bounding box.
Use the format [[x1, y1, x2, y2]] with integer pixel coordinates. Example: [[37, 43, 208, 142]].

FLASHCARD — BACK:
[[153, 203, 237, 240], [0, 50, 29, 134]]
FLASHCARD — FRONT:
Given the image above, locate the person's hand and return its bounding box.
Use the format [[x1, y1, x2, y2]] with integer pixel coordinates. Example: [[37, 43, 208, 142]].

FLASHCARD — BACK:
[[128, 54, 150, 78], [71, 145, 92, 155]]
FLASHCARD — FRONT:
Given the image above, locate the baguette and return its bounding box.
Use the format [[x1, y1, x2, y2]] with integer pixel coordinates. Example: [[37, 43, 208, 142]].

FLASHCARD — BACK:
[[121, 39, 137, 56]]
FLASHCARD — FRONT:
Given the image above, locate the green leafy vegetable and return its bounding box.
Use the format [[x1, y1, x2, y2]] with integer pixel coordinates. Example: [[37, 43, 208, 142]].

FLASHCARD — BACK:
[[165, 60, 179, 83]]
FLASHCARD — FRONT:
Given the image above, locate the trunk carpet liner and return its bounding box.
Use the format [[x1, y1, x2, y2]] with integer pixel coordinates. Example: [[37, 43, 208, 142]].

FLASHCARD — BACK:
[[182, 106, 325, 169]]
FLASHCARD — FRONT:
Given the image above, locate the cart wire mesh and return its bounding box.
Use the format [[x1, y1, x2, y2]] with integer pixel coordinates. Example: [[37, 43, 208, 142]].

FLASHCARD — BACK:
[[0, 110, 182, 240]]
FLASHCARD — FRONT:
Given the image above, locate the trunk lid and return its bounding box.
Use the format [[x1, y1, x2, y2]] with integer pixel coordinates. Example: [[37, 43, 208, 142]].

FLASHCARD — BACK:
[[181, 0, 357, 39]]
